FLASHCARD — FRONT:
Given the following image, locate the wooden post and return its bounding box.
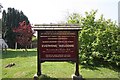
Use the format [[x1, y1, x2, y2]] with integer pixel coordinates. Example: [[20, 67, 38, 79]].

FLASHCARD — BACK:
[[73, 31, 83, 80], [75, 31, 80, 76], [75, 57, 80, 76], [37, 31, 41, 76], [15, 42, 17, 50]]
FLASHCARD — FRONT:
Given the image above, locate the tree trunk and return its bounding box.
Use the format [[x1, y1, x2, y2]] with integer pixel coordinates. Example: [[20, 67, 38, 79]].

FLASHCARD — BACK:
[[30, 43, 32, 49], [15, 42, 17, 50], [25, 46, 27, 53]]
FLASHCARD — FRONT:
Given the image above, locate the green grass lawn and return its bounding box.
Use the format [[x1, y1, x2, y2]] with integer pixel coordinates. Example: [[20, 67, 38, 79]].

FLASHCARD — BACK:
[[1, 49, 120, 80], [0, 50, 2, 80]]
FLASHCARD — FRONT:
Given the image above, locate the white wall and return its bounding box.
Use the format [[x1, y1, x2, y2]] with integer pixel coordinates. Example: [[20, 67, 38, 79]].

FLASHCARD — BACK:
[[118, 1, 120, 26], [0, 19, 1, 39]]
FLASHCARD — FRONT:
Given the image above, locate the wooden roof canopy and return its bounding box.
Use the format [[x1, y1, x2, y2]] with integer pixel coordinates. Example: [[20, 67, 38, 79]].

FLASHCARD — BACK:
[[32, 24, 82, 31]]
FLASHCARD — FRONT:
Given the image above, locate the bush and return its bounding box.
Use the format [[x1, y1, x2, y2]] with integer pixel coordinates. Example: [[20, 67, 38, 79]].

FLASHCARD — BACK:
[[67, 10, 120, 66]]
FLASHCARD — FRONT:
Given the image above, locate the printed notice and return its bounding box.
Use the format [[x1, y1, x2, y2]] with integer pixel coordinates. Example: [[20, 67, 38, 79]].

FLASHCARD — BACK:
[[39, 31, 78, 61]]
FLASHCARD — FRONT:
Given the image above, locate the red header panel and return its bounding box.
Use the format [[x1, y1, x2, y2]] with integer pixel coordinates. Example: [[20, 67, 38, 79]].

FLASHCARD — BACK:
[[39, 31, 78, 61]]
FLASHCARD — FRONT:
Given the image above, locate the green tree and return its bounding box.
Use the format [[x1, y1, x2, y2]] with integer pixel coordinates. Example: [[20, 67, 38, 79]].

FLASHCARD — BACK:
[[2, 8, 30, 48], [67, 10, 120, 66], [2, 10, 7, 38]]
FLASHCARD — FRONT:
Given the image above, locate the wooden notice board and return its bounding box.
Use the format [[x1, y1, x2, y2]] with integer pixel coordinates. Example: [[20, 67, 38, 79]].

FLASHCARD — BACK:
[[33, 24, 82, 76]]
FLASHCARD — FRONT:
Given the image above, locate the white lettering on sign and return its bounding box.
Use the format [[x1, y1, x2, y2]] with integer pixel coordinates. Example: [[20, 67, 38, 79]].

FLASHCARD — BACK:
[[42, 45, 57, 47], [59, 45, 74, 47]]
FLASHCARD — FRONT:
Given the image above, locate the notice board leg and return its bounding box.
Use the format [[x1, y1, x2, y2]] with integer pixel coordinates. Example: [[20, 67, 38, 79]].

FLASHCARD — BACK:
[[37, 49, 41, 76], [74, 57, 83, 80], [75, 61, 80, 76], [37, 31, 41, 76], [37, 61, 41, 76], [73, 62, 83, 80], [75, 31, 80, 76]]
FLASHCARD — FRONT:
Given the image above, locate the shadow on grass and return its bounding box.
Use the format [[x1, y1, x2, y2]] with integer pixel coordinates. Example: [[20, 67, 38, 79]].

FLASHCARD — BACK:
[[83, 78, 119, 80], [1, 74, 58, 80], [68, 61, 100, 70], [81, 60, 120, 73], [68, 59, 120, 72], [38, 74, 58, 80], [2, 78, 119, 80], [38, 74, 78, 80], [2, 50, 37, 59], [1, 74, 76, 80], [81, 64, 100, 70]]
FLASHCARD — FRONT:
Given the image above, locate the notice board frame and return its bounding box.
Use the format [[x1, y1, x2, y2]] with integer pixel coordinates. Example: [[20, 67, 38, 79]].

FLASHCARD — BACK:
[[33, 24, 82, 77]]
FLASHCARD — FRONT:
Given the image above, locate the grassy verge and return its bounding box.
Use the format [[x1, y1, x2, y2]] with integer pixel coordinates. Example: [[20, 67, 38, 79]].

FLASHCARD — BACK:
[[0, 49, 2, 80], [2, 49, 120, 80]]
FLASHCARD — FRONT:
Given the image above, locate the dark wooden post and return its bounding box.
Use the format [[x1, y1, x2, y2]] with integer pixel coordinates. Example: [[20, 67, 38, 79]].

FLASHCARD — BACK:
[[37, 31, 41, 76], [75, 56, 80, 76], [75, 31, 80, 76]]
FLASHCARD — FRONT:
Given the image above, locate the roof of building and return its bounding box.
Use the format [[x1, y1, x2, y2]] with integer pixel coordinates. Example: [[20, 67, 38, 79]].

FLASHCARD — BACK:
[[32, 24, 82, 31]]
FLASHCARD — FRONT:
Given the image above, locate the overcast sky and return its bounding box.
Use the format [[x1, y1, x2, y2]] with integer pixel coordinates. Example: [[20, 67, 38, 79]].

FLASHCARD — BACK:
[[1, 0, 120, 24]]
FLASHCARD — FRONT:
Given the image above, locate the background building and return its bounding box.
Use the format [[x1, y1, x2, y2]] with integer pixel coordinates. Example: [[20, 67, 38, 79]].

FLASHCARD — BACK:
[[118, 1, 120, 26]]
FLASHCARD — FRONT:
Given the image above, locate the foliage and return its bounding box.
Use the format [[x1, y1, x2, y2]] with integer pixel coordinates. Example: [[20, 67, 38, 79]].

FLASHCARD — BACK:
[[13, 21, 34, 50], [2, 8, 29, 48], [67, 10, 120, 66]]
